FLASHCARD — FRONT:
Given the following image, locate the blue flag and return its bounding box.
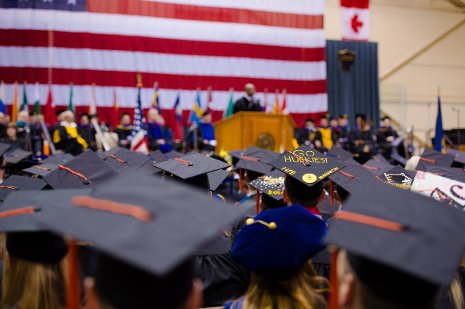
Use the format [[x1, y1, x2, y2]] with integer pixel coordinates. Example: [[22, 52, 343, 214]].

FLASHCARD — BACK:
[[434, 95, 444, 152], [189, 90, 202, 124]]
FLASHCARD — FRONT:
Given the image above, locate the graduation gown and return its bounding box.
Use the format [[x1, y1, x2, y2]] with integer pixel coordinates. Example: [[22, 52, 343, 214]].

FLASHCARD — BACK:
[[232, 97, 262, 114]]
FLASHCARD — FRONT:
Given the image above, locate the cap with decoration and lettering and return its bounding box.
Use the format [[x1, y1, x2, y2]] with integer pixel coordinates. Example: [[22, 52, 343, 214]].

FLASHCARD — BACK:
[[249, 170, 285, 201], [325, 182, 465, 305], [379, 165, 416, 190], [268, 145, 343, 188], [43, 150, 118, 189]]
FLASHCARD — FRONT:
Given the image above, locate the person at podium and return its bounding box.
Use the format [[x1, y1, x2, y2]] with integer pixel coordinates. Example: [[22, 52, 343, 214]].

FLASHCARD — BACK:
[[233, 83, 262, 114]]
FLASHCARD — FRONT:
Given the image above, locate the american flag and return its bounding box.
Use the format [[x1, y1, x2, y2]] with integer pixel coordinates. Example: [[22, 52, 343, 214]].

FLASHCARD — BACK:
[[0, 0, 327, 126], [130, 80, 149, 154]]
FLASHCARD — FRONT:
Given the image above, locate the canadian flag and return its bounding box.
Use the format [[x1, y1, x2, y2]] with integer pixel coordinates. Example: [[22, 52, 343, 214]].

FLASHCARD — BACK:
[[341, 0, 370, 41]]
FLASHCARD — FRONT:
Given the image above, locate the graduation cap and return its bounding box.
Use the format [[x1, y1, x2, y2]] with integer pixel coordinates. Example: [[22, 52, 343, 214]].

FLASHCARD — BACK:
[[154, 153, 229, 181], [38, 173, 250, 278], [22, 163, 58, 177], [326, 146, 353, 162], [425, 165, 465, 183], [41, 153, 75, 165], [249, 170, 285, 201], [326, 182, 465, 304], [235, 156, 274, 175], [268, 145, 343, 187], [0, 189, 91, 263], [0, 143, 11, 157], [242, 147, 280, 164], [378, 165, 415, 190], [4, 148, 32, 165], [416, 148, 454, 171], [148, 150, 169, 163], [102, 147, 151, 174], [446, 149, 465, 165], [329, 164, 374, 194], [0, 175, 48, 201], [231, 204, 327, 279], [371, 154, 390, 164], [363, 159, 394, 176], [164, 150, 184, 159], [207, 169, 230, 191], [43, 150, 118, 189]]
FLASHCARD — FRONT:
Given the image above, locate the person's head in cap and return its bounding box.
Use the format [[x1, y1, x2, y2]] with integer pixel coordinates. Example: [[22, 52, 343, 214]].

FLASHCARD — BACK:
[[326, 182, 465, 309], [228, 205, 328, 309], [284, 175, 325, 213]]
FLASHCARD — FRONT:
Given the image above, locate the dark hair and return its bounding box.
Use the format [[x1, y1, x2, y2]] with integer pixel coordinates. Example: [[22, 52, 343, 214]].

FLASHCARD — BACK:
[[381, 116, 391, 121], [348, 252, 438, 309], [335, 185, 350, 203], [261, 194, 287, 211], [304, 118, 315, 124], [79, 113, 89, 119], [95, 253, 195, 309], [356, 114, 367, 121], [284, 176, 324, 207], [246, 170, 263, 182]]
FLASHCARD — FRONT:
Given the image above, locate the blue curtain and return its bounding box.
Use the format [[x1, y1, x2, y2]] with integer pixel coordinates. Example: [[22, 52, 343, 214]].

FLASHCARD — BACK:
[[326, 40, 380, 129]]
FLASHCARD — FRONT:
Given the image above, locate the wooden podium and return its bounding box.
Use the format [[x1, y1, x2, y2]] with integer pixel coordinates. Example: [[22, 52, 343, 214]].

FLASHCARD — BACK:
[[214, 112, 295, 152]]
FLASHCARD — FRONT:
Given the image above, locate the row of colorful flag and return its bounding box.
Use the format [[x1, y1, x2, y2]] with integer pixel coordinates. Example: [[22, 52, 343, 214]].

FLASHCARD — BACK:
[[0, 81, 291, 126]]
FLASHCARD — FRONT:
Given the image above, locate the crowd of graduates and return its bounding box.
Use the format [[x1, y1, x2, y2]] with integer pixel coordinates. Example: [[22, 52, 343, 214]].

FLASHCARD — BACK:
[[0, 92, 464, 309]]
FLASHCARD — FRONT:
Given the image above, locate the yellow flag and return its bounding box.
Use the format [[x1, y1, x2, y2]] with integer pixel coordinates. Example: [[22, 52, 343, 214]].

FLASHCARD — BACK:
[[11, 82, 18, 122]]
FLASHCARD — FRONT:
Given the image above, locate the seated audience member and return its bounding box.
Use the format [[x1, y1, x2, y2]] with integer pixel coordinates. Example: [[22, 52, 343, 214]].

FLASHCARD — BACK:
[[0, 112, 7, 139], [335, 115, 350, 149], [318, 115, 333, 150], [78, 113, 97, 151], [146, 108, 175, 152], [233, 83, 262, 114], [0, 122, 28, 150], [53, 110, 88, 155], [349, 114, 375, 161], [226, 205, 329, 309], [16, 110, 32, 151], [29, 114, 44, 156], [114, 113, 133, 148], [297, 119, 325, 151], [198, 111, 217, 152], [377, 116, 398, 160]]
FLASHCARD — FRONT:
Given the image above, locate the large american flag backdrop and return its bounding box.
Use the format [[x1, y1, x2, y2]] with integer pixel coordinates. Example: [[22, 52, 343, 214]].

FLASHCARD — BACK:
[[0, 0, 327, 127]]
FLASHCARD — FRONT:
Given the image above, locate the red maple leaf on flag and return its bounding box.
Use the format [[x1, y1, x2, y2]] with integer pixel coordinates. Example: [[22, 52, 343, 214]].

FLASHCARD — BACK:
[[351, 14, 363, 33]]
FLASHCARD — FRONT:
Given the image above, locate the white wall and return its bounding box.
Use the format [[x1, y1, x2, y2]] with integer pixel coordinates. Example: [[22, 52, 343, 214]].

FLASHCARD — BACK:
[[325, 0, 465, 143]]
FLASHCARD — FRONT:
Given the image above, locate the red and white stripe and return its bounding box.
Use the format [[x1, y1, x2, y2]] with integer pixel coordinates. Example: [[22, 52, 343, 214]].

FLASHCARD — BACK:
[[0, 0, 327, 125], [341, 0, 370, 41]]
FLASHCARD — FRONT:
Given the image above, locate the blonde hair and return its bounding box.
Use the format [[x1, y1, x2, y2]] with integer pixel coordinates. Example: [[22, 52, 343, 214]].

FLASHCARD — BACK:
[[449, 275, 464, 309], [241, 262, 328, 309], [1, 252, 68, 309]]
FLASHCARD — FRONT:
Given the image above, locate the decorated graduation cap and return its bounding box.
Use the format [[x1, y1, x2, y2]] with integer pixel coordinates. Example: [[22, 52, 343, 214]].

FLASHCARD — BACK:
[[269, 145, 343, 187], [378, 165, 415, 190], [40, 153, 75, 165], [249, 169, 285, 201], [425, 165, 465, 183], [0, 175, 48, 201], [362, 159, 394, 176], [416, 148, 454, 171], [0, 189, 90, 264], [23, 163, 58, 177], [326, 182, 465, 305], [326, 146, 353, 162], [38, 173, 250, 278], [43, 150, 118, 189], [231, 205, 326, 279]]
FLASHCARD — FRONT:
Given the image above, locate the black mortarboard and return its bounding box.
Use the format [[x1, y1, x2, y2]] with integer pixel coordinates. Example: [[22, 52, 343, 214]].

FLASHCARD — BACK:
[[363, 159, 393, 176], [371, 153, 390, 164], [22, 163, 58, 177], [38, 173, 250, 277], [326, 182, 465, 291], [4, 148, 32, 165], [0, 143, 11, 156], [425, 165, 465, 183], [416, 148, 454, 171], [0, 189, 91, 263], [269, 145, 343, 187], [328, 164, 374, 194], [153, 153, 229, 180], [242, 147, 280, 164], [379, 165, 415, 190], [235, 156, 273, 175], [229, 150, 244, 161], [0, 175, 48, 201], [41, 153, 75, 165], [249, 170, 285, 201], [447, 149, 465, 165], [164, 150, 184, 159], [148, 150, 169, 163], [326, 146, 353, 162], [207, 169, 230, 191], [43, 150, 118, 189], [102, 147, 151, 174]]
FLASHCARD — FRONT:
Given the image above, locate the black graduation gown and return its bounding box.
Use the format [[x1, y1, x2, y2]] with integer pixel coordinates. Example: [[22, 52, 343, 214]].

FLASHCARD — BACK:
[[232, 97, 262, 114]]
